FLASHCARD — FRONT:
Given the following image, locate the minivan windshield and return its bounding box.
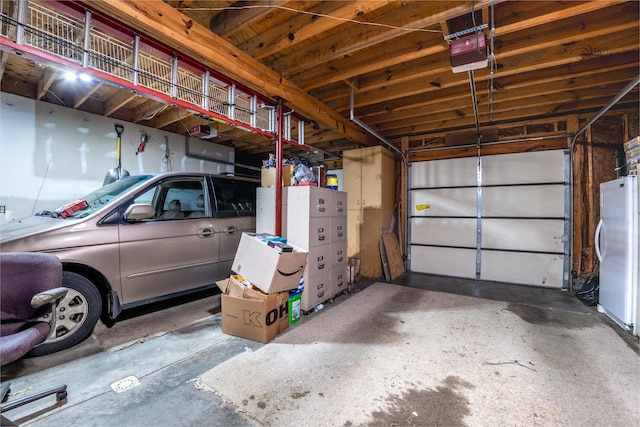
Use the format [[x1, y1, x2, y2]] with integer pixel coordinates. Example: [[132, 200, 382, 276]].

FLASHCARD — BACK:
[[35, 175, 154, 220]]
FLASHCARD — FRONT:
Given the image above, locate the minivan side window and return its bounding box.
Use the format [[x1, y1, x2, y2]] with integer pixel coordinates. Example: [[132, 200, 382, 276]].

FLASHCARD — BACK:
[[212, 178, 258, 218], [132, 178, 207, 220]]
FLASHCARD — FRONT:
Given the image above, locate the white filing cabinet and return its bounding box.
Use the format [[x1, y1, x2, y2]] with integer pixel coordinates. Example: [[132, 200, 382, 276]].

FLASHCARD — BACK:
[[286, 186, 348, 312]]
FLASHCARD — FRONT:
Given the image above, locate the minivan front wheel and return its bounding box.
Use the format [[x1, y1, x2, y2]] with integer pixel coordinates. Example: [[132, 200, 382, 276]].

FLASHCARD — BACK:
[[28, 271, 102, 356]]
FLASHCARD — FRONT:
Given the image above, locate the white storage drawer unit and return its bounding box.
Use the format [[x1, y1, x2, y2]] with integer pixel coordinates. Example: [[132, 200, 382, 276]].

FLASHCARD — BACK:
[[287, 216, 331, 248], [287, 186, 348, 312]]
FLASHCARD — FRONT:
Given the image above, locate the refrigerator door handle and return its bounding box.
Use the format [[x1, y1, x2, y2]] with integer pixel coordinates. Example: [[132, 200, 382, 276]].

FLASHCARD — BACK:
[[595, 218, 604, 262]]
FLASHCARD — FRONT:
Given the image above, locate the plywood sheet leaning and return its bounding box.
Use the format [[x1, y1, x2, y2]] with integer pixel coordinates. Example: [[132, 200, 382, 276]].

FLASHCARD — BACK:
[[382, 232, 405, 280]]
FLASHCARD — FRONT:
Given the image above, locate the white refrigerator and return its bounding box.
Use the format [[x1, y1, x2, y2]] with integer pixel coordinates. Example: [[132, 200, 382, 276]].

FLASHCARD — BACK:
[[595, 176, 639, 336]]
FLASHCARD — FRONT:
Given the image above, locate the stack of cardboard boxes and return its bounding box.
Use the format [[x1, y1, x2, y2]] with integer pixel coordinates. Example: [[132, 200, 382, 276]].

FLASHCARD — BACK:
[[261, 165, 295, 187], [625, 136, 640, 175], [217, 233, 308, 343]]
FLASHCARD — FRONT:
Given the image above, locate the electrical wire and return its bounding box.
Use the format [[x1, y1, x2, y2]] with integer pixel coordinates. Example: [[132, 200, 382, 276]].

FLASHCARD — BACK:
[[141, 104, 169, 121], [180, 5, 442, 34], [32, 159, 52, 215], [176, 108, 192, 134], [46, 89, 67, 107]]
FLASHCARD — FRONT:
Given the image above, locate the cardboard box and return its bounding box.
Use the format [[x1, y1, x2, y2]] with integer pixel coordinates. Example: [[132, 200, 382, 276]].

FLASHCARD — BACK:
[[232, 233, 308, 294], [261, 165, 294, 187], [624, 136, 640, 151], [217, 277, 289, 343]]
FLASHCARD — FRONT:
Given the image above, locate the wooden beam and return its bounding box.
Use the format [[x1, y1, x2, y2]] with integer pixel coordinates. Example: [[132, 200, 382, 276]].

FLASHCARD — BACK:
[[145, 105, 192, 129], [325, 6, 639, 110], [131, 100, 170, 123], [36, 67, 58, 100], [348, 51, 639, 118], [272, 0, 503, 77], [209, 1, 288, 39], [494, 0, 626, 35], [84, 0, 372, 146], [0, 51, 8, 82], [0, 0, 17, 82], [242, 1, 392, 60], [367, 68, 638, 129], [73, 82, 103, 109], [104, 89, 137, 117], [407, 137, 569, 162], [291, 0, 625, 90], [386, 94, 638, 138], [294, 31, 448, 92]]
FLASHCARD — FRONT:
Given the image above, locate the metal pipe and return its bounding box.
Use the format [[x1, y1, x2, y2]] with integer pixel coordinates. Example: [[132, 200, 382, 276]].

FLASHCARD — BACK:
[[350, 79, 409, 268], [82, 11, 91, 68], [202, 70, 210, 111], [250, 95, 257, 128], [15, 0, 28, 46], [567, 74, 640, 288], [488, 0, 495, 122], [275, 100, 284, 237], [170, 56, 178, 99], [132, 35, 140, 86], [298, 120, 305, 145], [570, 74, 639, 148], [228, 83, 236, 121], [349, 79, 404, 159]]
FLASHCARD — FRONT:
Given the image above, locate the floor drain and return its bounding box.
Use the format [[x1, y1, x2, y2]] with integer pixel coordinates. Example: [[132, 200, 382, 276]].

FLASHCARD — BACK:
[[110, 375, 141, 393]]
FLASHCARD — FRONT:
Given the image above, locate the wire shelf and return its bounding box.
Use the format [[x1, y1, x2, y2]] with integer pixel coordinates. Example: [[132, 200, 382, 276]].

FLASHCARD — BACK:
[[138, 52, 171, 94], [255, 105, 272, 132], [208, 82, 229, 116], [88, 31, 132, 80], [176, 68, 203, 106], [234, 92, 252, 126], [25, 2, 83, 62], [0, 0, 304, 143], [0, 0, 18, 39]]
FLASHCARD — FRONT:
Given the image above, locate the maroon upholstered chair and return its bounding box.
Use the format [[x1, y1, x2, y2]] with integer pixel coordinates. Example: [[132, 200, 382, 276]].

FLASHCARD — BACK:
[[0, 252, 68, 425]]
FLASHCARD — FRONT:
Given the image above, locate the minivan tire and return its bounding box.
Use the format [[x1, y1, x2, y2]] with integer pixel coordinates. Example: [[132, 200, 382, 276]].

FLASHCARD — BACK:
[[28, 271, 102, 356]]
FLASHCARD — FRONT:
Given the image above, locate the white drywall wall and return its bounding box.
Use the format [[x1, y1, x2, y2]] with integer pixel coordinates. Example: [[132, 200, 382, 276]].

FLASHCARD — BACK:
[[0, 92, 234, 222]]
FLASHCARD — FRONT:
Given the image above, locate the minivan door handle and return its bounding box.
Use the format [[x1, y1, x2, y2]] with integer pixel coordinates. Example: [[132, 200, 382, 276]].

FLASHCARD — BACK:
[[223, 226, 238, 235], [198, 228, 214, 238]]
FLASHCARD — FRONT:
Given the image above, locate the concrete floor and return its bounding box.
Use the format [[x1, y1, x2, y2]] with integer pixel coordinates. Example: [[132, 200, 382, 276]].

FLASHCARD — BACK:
[[1, 273, 638, 426]]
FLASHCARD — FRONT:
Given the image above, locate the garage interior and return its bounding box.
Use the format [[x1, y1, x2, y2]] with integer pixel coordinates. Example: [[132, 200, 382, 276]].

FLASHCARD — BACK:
[[0, 0, 639, 426]]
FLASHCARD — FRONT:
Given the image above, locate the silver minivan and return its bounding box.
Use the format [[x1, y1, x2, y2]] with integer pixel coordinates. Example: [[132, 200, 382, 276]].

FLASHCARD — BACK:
[[0, 172, 259, 355]]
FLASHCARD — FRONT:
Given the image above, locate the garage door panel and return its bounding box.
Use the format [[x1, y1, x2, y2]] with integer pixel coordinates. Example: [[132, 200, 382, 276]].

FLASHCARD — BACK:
[[483, 219, 564, 252], [481, 250, 563, 288], [411, 217, 476, 247], [483, 150, 565, 185], [411, 246, 476, 278], [409, 150, 568, 288], [411, 157, 477, 187], [412, 188, 476, 216], [483, 185, 564, 217]]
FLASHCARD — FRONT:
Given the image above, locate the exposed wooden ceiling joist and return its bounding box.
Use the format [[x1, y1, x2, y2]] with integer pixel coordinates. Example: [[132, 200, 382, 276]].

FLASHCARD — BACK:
[[84, 0, 373, 146], [0, 0, 636, 162]]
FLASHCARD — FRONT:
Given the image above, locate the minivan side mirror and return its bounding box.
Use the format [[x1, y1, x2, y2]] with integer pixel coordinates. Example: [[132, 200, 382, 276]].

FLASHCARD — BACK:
[[123, 204, 156, 222]]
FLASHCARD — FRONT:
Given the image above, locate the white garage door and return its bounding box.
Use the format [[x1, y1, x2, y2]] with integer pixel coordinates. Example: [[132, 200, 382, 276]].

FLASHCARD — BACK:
[[409, 150, 570, 288]]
